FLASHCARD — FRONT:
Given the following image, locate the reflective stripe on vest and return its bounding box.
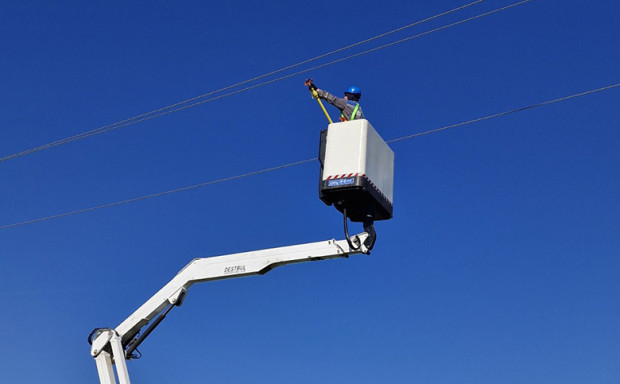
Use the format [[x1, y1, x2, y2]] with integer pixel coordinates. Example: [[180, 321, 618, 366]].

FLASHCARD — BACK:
[[340, 102, 362, 121]]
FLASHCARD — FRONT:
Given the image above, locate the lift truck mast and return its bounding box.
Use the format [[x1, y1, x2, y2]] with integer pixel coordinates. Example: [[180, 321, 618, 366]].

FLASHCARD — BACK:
[[89, 118, 394, 383]]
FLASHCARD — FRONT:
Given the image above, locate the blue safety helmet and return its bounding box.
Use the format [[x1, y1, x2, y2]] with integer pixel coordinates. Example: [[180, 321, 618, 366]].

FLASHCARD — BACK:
[[345, 86, 361, 95]]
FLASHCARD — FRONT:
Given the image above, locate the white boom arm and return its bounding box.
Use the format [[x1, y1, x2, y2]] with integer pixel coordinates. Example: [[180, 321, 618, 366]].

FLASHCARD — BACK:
[[90, 233, 370, 384]]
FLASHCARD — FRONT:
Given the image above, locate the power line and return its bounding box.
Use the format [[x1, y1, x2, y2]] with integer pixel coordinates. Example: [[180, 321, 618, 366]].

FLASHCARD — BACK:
[[82, 0, 533, 139], [0, 159, 315, 230], [2, 81, 617, 231], [386, 82, 620, 143], [0, 0, 520, 164]]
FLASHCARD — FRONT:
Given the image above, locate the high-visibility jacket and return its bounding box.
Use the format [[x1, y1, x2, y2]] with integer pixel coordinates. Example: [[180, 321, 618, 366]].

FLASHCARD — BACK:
[[316, 89, 364, 121]]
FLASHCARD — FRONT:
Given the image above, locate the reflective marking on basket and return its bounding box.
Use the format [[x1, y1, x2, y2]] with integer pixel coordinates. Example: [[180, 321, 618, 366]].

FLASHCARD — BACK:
[[326, 173, 363, 180]]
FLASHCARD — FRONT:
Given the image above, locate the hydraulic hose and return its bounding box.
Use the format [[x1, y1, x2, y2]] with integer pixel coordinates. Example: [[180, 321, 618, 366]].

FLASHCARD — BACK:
[[343, 208, 361, 251]]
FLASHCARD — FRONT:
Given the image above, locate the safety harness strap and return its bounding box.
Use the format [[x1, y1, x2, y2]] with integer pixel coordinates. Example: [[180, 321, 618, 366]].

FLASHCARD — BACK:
[[340, 102, 362, 121], [351, 103, 360, 120]]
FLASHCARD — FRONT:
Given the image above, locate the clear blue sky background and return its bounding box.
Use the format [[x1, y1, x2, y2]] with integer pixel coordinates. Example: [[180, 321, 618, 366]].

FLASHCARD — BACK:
[[1, 1, 619, 383]]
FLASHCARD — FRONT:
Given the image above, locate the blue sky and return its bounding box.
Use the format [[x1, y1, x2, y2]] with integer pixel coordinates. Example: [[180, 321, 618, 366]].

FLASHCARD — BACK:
[[1, 1, 619, 383]]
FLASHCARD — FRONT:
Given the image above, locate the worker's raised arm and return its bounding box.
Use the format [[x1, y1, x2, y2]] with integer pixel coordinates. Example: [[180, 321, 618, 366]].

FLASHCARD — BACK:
[[316, 89, 349, 111]]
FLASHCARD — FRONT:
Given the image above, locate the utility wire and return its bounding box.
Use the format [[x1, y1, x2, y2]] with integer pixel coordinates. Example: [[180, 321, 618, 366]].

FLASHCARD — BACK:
[[0, 159, 315, 230], [76, 0, 534, 140], [2, 81, 617, 231], [0, 0, 514, 163], [387, 82, 620, 143]]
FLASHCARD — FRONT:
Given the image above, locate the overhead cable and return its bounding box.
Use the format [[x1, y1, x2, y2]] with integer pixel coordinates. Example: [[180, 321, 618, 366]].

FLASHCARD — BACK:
[[83, 0, 533, 137], [1, 0, 521, 163], [0, 159, 315, 230], [387, 82, 620, 143], [2, 81, 617, 231]]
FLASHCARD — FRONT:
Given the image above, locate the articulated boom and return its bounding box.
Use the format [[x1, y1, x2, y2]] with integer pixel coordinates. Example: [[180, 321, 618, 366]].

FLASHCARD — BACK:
[[90, 233, 370, 384]]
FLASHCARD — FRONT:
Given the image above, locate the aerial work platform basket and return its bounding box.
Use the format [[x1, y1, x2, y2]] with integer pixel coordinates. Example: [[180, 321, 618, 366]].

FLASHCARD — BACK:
[[318, 119, 394, 223]]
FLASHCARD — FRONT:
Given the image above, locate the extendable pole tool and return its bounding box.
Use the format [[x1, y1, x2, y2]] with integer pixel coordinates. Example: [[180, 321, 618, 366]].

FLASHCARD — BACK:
[[305, 79, 333, 124]]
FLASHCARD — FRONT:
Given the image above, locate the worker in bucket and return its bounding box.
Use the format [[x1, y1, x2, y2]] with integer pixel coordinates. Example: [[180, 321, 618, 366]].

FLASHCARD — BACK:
[[305, 80, 364, 122]]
